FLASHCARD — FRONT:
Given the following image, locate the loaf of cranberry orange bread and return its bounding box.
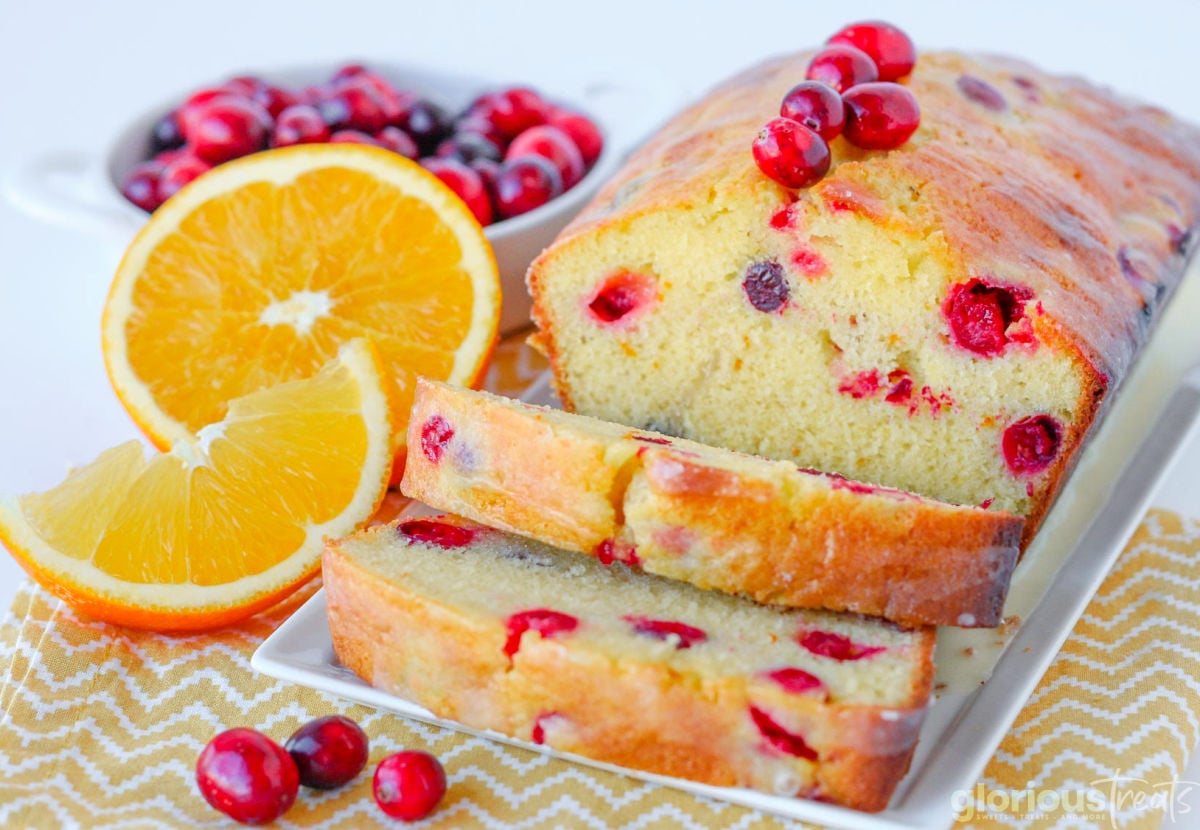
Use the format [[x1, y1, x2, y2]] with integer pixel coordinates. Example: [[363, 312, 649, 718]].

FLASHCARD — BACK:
[[527, 50, 1200, 549], [324, 515, 935, 812], [402, 378, 1023, 627]]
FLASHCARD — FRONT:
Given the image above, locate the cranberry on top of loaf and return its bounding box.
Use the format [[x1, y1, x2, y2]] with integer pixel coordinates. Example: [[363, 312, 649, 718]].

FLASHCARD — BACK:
[[527, 51, 1200, 548], [323, 515, 935, 812], [402, 378, 1023, 627]]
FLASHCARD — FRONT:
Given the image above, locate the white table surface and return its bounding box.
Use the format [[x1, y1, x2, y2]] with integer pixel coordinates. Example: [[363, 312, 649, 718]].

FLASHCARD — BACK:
[[2, 1, 1199, 825]]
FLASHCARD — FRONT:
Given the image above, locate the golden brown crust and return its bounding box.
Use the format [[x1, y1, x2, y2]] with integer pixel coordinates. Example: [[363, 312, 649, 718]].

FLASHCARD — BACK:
[[323, 533, 935, 813], [402, 379, 1023, 627]]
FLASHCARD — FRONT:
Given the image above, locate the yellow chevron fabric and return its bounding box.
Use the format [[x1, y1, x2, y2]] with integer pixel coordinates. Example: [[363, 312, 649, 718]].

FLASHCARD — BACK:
[[1, 335, 1199, 829]]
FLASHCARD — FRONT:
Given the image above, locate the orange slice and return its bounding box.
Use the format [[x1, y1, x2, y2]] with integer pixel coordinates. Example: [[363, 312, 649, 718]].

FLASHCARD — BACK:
[[0, 340, 393, 631], [101, 143, 500, 472]]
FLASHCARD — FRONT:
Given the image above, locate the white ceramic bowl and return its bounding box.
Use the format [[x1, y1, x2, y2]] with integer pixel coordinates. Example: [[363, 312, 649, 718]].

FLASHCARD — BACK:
[[3, 61, 676, 333]]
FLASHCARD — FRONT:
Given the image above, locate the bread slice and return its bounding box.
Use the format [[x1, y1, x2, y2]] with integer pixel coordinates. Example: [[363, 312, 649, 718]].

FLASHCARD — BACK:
[[401, 378, 1023, 627], [324, 515, 935, 812]]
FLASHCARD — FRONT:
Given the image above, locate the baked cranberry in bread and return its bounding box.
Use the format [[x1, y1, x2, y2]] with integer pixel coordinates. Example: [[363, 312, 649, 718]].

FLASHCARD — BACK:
[[527, 51, 1200, 549], [402, 378, 1023, 627], [323, 515, 935, 811]]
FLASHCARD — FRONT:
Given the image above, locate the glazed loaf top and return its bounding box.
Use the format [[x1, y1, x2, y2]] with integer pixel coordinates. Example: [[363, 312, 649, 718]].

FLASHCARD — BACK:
[[534, 50, 1200, 389]]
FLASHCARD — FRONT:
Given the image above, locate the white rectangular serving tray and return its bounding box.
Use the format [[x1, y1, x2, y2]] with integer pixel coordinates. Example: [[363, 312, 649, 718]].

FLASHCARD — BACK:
[[253, 263, 1200, 830]]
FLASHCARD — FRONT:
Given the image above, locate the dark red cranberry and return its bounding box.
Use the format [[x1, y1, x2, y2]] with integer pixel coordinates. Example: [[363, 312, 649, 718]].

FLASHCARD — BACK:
[[957, 75, 1007, 112], [373, 751, 447, 822], [943, 279, 1029, 357], [842, 82, 921, 150], [221, 75, 264, 98], [779, 82, 845, 141], [797, 629, 885, 661], [225, 78, 297, 119], [329, 129, 381, 146], [806, 44, 879, 93], [623, 615, 708, 649], [375, 126, 419, 158], [453, 113, 508, 150], [285, 715, 369, 790], [150, 112, 185, 153], [885, 371, 914, 404], [506, 124, 586, 189], [271, 104, 331, 148], [594, 537, 641, 566], [196, 728, 299, 825], [546, 108, 604, 167], [494, 155, 562, 219], [504, 609, 578, 658], [422, 158, 493, 226], [470, 87, 549, 139], [1002, 415, 1061, 476], [122, 161, 165, 212], [398, 519, 477, 549], [763, 667, 826, 695], [420, 415, 454, 463], [749, 707, 818, 760], [436, 132, 503, 164], [325, 76, 396, 133], [742, 259, 790, 313], [158, 152, 212, 201], [828, 21, 916, 82], [470, 158, 502, 197], [397, 99, 451, 154], [752, 118, 831, 189], [586, 269, 656, 324], [180, 95, 270, 164]]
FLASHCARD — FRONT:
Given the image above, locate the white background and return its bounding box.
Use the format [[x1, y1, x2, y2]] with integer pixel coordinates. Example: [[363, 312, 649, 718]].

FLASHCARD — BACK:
[[2, 0, 1200, 825]]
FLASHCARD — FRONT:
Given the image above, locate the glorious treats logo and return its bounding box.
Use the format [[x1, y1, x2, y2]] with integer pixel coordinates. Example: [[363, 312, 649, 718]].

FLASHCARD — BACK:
[[952, 773, 1196, 825]]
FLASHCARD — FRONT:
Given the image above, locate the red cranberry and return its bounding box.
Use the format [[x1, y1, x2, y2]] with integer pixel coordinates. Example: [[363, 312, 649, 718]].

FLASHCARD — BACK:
[[436, 132, 503, 164], [752, 118, 831, 189], [180, 95, 270, 164], [422, 158, 493, 226], [531, 712, 561, 744], [373, 751, 447, 822], [841, 82, 921, 150], [546, 108, 604, 167], [398, 519, 477, 549], [332, 63, 368, 82], [470, 158, 501, 196], [376, 126, 419, 158], [158, 152, 212, 201], [623, 615, 708, 649], [957, 75, 1007, 112], [779, 82, 845, 141], [285, 715, 369, 790], [150, 112, 185, 153], [586, 269, 656, 324], [494, 155, 562, 219], [329, 129, 381, 146], [454, 113, 509, 150], [470, 87, 549, 139], [420, 415, 454, 463], [271, 104, 331, 147], [828, 21, 916, 82], [594, 537, 641, 566], [196, 728, 299, 825], [943, 279, 1030, 357], [1002, 415, 1061, 476], [506, 125, 586, 189], [806, 44, 879, 93], [504, 609, 578, 658], [742, 259, 790, 313], [254, 84, 298, 119], [763, 667, 826, 695], [397, 99, 451, 154], [749, 707, 818, 760], [325, 76, 396, 133], [122, 161, 165, 212], [797, 629, 885, 661], [222, 75, 264, 98]]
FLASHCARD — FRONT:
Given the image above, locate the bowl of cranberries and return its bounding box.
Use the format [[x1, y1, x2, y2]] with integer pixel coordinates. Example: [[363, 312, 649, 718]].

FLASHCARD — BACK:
[[7, 61, 654, 334]]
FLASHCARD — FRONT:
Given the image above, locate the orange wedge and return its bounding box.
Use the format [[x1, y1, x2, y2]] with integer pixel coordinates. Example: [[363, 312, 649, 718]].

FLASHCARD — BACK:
[[0, 340, 393, 631], [101, 143, 500, 474]]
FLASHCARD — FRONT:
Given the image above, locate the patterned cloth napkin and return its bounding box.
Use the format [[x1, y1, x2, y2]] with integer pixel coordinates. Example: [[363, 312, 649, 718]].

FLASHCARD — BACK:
[[1, 337, 1198, 829]]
